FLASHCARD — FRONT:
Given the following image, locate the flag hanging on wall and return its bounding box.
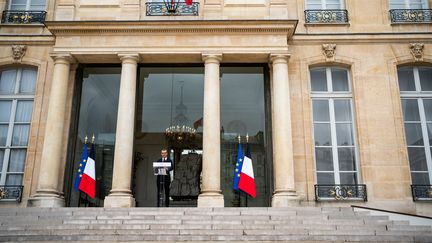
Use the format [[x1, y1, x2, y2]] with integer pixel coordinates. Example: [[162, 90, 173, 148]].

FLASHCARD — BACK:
[[79, 142, 96, 198], [232, 141, 243, 190], [238, 141, 256, 198], [73, 143, 88, 191]]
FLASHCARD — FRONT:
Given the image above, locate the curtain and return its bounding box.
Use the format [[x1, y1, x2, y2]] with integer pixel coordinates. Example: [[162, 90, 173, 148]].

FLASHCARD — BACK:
[[0, 101, 12, 123], [20, 69, 37, 94], [15, 101, 33, 122], [8, 149, 26, 172], [0, 149, 4, 172], [0, 125, 8, 146], [12, 125, 29, 146], [6, 174, 23, 186], [0, 70, 17, 94]]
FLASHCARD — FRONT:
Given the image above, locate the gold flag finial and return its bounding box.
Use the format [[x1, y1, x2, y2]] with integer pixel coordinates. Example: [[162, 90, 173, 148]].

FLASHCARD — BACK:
[[246, 133, 249, 143], [84, 135, 88, 144], [92, 133, 95, 143], [237, 135, 241, 143]]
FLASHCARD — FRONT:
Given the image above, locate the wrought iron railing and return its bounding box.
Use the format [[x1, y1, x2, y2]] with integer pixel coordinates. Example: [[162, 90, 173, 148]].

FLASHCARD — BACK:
[[146, 2, 199, 16], [0, 185, 24, 202], [389, 9, 432, 23], [315, 184, 367, 201], [1, 11, 46, 24], [411, 185, 432, 201], [305, 9, 349, 24]]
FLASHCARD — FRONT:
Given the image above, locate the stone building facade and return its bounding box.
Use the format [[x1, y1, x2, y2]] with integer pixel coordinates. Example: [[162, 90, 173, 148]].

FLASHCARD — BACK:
[[0, 0, 431, 216]]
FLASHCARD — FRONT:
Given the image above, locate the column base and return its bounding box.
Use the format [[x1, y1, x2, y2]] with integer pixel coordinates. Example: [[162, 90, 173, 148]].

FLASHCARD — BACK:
[[197, 192, 224, 207], [104, 193, 136, 208], [27, 193, 65, 208], [271, 190, 300, 207]]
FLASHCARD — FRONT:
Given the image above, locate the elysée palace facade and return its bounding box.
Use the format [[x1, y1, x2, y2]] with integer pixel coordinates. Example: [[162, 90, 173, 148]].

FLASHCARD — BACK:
[[0, 0, 431, 216]]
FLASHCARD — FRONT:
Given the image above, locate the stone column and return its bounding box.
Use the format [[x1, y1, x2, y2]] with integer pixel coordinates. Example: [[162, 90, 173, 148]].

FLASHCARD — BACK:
[[104, 54, 139, 208], [28, 54, 74, 207], [197, 54, 224, 207], [269, 54, 299, 207]]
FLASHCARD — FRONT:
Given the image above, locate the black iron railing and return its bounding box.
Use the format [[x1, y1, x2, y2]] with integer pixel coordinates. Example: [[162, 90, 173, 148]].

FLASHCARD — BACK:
[[305, 9, 349, 24], [1, 11, 46, 24], [411, 185, 432, 201], [389, 9, 432, 23], [146, 1, 199, 16], [315, 184, 367, 201], [0, 185, 24, 202]]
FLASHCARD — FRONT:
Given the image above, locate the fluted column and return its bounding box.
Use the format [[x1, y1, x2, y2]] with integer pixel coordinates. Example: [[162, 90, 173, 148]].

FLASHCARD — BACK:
[[28, 54, 74, 207], [197, 53, 224, 207], [269, 54, 299, 207], [104, 54, 139, 208]]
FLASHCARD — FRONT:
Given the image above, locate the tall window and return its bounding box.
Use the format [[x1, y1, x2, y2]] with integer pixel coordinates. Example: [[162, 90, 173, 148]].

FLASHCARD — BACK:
[[310, 67, 359, 185], [389, 0, 428, 9], [398, 66, 432, 185], [305, 0, 344, 10], [0, 67, 36, 186], [8, 0, 46, 11]]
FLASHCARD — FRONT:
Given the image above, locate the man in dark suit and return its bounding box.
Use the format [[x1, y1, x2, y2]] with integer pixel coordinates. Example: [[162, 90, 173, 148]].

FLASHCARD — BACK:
[[156, 149, 173, 207]]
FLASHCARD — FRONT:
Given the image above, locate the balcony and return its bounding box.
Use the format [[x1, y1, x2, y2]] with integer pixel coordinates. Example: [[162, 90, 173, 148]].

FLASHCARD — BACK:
[[1, 11, 46, 24], [146, 1, 199, 16], [389, 9, 432, 23], [304, 9, 349, 24], [315, 184, 367, 201], [411, 185, 432, 201], [0, 185, 23, 202]]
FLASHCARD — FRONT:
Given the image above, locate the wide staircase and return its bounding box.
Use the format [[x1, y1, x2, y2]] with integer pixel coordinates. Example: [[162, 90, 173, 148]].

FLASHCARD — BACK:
[[0, 207, 431, 242]]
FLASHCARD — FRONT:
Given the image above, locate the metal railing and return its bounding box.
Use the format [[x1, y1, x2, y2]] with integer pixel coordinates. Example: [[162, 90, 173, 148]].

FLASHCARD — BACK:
[[305, 9, 349, 24], [0, 185, 24, 202], [1, 11, 46, 24], [389, 9, 432, 23], [315, 184, 367, 201], [146, 2, 199, 16], [411, 185, 432, 201]]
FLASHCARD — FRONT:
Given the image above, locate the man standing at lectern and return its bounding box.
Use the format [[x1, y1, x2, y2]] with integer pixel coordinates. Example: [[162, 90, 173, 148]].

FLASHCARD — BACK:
[[156, 149, 173, 207]]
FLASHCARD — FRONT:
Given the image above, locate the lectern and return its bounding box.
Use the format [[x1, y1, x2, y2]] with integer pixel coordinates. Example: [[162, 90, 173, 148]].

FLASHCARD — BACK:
[[153, 162, 171, 207]]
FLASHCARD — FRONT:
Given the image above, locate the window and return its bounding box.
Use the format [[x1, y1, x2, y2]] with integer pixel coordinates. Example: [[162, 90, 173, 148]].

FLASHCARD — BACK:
[[398, 66, 432, 185], [310, 67, 359, 185], [389, 0, 428, 9], [0, 67, 36, 186], [8, 0, 46, 11], [305, 0, 344, 10]]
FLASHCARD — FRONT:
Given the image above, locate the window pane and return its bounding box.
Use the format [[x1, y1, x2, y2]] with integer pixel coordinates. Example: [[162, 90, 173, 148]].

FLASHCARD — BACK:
[[338, 147, 356, 171], [398, 67, 416, 91], [6, 174, 23, 186], [31, 0, 46, 5], [0, 101, 12, 123], [312, 100, 330, 121], [317, 172, 334, 184], [427, 123, 432, 144], [11, 0, 27, 4], [8, 149, 26, 172], [339, 172, 358, 184], [408, 147, 428, 171], [0, 69, 17, 94], [314, 123, 332, 146], [401, 99, 420, 121], [311, 69, 327, 92], [19, 69, 37, 94], [0, 125, 8, 146], [336, 123, 354, 146], [12, 125, 29, 146], [411, 172, 430, 185], [331, 69, 349, 92], [315, 147, 334, 171], [334, 99, 352, 121], [405, 123, 424, 146], [423, 99, 432, 121], [15, 101, 33, 123], [0, 149, 4, 172], [419, 67, 432, 91]]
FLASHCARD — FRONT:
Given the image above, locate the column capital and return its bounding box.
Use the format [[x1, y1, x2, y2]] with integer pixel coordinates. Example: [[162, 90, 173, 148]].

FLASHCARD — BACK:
[[269, 54, 290, 64], [118, 53, 140, 64], [202, 53, 223, 64], [50, 53, 75, 65]]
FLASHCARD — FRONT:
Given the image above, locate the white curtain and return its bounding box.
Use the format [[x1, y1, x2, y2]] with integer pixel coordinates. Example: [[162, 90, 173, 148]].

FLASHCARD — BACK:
[[0, 70, 17, 94], [12, 125, 29, 146], [0, 149, 4, 172], [15, 101, 33, 122], [0, 125, 8, 147], [20, 69, 37, 94], [8, 149, 26, 172], [6, 174, 23, 186], [0, 101, 12, 123]]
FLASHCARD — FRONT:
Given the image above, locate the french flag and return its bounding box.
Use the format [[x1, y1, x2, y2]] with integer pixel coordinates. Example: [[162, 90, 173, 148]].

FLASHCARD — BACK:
[[78, 156, 96, 198], [238, 152, 256, 198]]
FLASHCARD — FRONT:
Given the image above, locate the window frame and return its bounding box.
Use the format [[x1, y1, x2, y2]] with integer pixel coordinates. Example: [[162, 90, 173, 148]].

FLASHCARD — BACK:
[[389, 0, 429, 9], [7, 0, 46, 11], [305, 0, 345, 10]]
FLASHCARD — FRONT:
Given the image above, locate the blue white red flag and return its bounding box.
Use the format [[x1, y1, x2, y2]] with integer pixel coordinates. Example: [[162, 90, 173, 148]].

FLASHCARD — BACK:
[[73, 143, 88, 191], [238, 142, 256, 198]]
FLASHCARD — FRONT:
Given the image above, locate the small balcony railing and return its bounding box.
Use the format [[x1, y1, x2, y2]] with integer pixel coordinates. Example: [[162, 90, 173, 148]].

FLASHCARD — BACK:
[[146, 1, 199, 16], [305, 9, 349, 24], [0, 185, 24, 202], [389, 9, 432, 23], [1, 11, 46, 24], [411, 185, 432, 201], [315, 184, 367, 201]]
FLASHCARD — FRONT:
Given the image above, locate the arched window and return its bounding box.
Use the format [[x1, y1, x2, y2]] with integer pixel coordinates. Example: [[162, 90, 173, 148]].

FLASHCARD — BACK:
[[0, 66, 37, 186]]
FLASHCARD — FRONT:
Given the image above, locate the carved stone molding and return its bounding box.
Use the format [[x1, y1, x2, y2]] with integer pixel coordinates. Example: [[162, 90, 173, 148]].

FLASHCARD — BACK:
[[12, 45, 27, 63], [322, 43, 336, 61], [410, 43, 424, 62]]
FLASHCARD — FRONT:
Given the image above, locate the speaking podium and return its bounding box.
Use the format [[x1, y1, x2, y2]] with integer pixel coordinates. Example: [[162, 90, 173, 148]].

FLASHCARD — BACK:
[[153, 162, 171, 207]]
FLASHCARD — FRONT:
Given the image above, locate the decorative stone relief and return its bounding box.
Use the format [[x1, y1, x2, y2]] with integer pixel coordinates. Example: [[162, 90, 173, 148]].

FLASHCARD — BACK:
[[410, 43, 424, 62], [12, 45, 27, 63], [322, 43, 336, 61]]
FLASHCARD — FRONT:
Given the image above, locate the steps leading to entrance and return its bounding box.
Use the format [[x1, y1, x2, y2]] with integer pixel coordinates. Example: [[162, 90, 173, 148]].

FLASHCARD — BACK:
[[0, 207, 431, 242]]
